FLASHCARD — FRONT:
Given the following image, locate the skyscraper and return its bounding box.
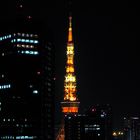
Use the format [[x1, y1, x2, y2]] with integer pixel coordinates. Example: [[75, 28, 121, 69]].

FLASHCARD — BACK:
[[0, 2, 54, 140]]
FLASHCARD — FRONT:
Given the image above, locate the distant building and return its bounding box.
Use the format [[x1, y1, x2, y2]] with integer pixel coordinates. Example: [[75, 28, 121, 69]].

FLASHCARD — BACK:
[[0, 8, 55, 140], [123, 117, 140, 140], [64, 104, 112, 140]]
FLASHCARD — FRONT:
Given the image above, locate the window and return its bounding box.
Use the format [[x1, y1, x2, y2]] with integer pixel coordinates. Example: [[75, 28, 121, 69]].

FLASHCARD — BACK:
[[17, 50, 39, 55], [33, 90, 38, 94]]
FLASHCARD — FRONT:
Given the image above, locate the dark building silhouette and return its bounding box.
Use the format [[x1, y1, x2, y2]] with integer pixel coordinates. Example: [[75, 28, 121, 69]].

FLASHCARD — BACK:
[[64, 104, 112, 140], [123, 117, 140, 140], [0, 1, 55, 140]]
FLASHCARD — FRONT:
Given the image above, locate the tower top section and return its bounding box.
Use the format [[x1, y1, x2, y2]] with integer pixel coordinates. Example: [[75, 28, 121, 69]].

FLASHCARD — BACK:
[[68, 16, 73, 43]]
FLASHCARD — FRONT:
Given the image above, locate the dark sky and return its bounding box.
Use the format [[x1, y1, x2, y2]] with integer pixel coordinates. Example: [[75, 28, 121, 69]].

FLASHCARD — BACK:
[[0, 0, 139, 128], [50, 1, 139, 128]]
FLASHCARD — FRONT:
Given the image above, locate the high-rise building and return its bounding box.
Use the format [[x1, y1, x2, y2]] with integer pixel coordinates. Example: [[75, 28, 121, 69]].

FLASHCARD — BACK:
[[64, 105, 112, 140], [123, 117, 140, 140], [0, 2, 55, 140]]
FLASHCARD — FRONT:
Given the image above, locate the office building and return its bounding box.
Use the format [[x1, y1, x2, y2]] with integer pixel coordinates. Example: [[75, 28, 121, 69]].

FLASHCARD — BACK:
[[0, 2, 55, 140], [64, 104, 112, 140], [123, 117, 140, 140]]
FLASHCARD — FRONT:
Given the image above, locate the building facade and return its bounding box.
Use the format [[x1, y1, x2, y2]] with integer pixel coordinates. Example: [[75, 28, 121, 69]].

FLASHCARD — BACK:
[[64, 105, 112, 140], [0, 18, 55, 140], [123, 117, 140, 140]]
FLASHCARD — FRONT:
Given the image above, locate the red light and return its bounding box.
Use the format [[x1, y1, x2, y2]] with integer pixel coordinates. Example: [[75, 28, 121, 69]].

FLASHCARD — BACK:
[[92, 108, 96, 112]]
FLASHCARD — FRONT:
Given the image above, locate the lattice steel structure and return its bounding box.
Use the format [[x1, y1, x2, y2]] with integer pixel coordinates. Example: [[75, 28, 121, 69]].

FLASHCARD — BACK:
[[61, 16, 80, 114]]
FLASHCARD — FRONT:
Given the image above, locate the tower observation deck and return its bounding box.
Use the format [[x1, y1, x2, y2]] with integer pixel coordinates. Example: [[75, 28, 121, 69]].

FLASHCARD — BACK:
[[61, 16, 80, 114]]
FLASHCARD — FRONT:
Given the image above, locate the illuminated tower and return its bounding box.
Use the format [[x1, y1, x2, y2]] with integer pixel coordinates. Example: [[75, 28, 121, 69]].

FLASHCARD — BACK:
[[56, 15, 80, 140], [61, 16, 80, 114]]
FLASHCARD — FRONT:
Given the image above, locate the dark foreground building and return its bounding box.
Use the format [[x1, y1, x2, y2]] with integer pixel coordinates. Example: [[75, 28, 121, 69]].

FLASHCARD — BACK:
[[123, 117, 140, 140], [0, 14, 55, 140], [64, 104, 112, 140]]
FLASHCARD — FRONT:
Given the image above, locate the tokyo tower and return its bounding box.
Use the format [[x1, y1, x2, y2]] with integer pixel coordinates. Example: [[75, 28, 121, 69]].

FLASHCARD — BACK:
[[56, 15, 80, 140], [61, 15, 80, 114]]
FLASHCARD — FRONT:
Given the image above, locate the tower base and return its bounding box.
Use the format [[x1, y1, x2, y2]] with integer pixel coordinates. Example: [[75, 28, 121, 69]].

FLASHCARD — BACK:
[[61, 101, 80, 114]]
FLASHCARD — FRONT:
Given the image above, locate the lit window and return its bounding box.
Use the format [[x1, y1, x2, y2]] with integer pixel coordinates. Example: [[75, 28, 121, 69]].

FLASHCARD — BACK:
[[34, 40, 38, 43], [101, 114, 105, 118], [30, 40, 34, 43], [17, 50, 39, 55], [17, 39, 21, 42], [33, 90, 38, 94], [29, 85, 33, 88], [26, 39, 30, 43], [0, 84, 11, 90], [21, 39, 25, 42]]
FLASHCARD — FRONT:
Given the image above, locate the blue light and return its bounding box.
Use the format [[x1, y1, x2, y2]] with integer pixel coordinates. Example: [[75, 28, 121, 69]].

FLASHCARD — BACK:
[[25, 51, 30, 54], [17, 50, 39, 55], [30, 40, 34, 43], [0, 34, 12, 41], [16, 136, 36, 139], [25, 39, 29, 43], [17, 39, 21, 41], [21, 39, 25, 42], [11, 38, 39, 44]]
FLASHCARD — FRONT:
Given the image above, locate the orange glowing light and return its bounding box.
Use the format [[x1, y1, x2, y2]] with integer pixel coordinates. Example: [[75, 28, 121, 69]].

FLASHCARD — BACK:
[[68, 31, 72, 42], [68, 16, 73, 42], [62, 107, 78, 113], [67, 59, 73, 64]]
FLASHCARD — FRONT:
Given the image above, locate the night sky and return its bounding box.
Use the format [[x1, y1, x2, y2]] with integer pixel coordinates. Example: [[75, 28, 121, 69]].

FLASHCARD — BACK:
[[0, 0, 140, 128]]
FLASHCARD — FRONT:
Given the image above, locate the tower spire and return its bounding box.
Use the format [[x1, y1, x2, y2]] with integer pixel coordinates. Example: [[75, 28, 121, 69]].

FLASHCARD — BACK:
[[68, 16, 73, 42]]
